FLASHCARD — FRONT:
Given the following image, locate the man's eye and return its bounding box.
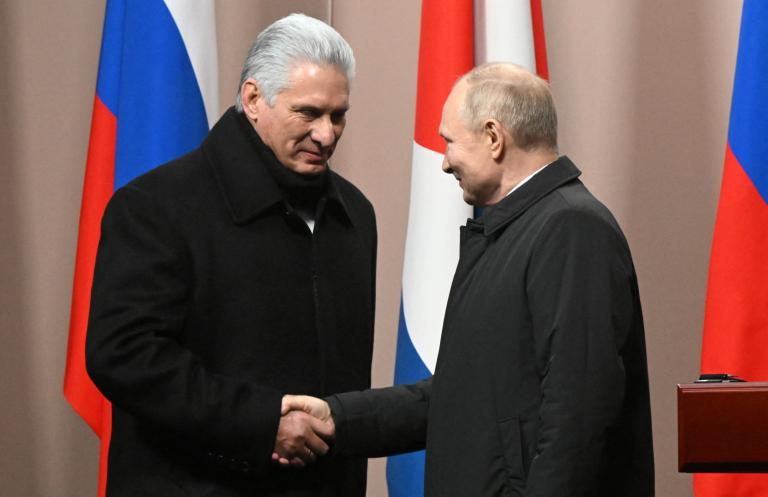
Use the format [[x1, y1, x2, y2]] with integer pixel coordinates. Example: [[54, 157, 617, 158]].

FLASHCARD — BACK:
[[298, 109, 319, 119], [331, 112, 346, 123]]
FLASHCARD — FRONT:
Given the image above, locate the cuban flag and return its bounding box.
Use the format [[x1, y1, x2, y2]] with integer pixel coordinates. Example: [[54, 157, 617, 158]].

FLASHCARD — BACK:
[[386, 1, 549, 495], [696, 1, 768, 496], [63, 1, 218, 495]]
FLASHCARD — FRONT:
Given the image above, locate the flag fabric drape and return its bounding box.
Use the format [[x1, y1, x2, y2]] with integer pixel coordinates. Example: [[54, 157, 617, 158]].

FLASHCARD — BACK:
[[387, 1, 548, 495], [63, 1, 218, 495], [696, 1, 768, 495]]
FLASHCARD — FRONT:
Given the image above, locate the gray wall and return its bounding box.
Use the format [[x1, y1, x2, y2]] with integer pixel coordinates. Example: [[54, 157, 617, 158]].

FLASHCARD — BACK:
[[0, 1, 742, 496]]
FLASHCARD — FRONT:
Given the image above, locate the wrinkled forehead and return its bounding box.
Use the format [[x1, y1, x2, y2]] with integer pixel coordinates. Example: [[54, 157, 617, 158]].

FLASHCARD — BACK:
[[284, 60, 349, 87]]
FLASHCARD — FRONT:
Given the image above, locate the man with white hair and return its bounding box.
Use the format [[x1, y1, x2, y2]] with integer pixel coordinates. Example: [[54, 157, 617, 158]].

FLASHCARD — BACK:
[[86, 14, 375, 496], [283, 63, 655, 497]]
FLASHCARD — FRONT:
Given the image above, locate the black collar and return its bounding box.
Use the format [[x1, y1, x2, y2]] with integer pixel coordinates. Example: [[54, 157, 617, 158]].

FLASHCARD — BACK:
[[480, 156, 582, 236], [203, 107, 350, 225]]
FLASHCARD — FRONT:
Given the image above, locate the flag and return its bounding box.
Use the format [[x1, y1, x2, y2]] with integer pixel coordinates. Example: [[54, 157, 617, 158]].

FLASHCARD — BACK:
[[63, 1, 218, 495], [387, 1, 548, 495], [696, 1, 768, 495]]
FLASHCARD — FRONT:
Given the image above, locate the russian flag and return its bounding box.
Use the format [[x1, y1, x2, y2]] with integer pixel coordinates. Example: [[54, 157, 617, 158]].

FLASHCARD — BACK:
[[63, 1, 218, 495], [696, 1, 768, 495], [386, 1, 548, 495]]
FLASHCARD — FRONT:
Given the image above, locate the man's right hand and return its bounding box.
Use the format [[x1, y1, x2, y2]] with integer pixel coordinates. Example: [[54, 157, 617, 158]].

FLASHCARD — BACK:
[[273, 409, 334, 468]]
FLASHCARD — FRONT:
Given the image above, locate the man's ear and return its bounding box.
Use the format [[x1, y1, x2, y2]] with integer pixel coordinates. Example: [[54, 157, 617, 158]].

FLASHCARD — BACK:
[[240, 78, 262, 120], [485, 119, 505, 160]]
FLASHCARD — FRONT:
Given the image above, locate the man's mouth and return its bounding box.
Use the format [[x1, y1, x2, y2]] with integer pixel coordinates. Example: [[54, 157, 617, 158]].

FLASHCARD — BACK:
[[304, 155, 325, 165], [301, 150, 327, 163]]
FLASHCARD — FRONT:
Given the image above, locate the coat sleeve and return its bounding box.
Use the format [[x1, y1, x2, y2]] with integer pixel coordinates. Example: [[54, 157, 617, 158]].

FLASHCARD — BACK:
[[522, 207, 641, 496], [326, 378, 431, 457], [85, 184, 282, 474]]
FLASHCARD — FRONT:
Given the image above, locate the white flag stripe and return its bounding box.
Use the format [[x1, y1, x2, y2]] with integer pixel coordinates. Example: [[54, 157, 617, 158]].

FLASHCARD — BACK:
[[474, 0, 536, 70], [402, 142, 473, 372], [165, 0, 220, 125]]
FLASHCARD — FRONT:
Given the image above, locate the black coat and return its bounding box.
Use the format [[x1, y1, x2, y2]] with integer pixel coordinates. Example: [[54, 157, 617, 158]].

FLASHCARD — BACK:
[[328, 157, 654, 497], [86, 107, 377, 497]]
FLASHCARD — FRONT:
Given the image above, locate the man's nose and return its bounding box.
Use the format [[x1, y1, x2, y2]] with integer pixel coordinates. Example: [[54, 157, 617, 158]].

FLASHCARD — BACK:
[[310, 116, 335, 147], [441, 156, 451, 173]]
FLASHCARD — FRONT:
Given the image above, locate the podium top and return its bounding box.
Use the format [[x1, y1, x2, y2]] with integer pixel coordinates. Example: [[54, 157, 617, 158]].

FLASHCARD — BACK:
[[678, 381, 768, 392], [678, 381, 768, 472]]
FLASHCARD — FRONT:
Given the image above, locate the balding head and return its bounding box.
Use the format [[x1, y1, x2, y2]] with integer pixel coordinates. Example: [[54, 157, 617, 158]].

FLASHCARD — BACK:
[[458, 63, 557, 153]]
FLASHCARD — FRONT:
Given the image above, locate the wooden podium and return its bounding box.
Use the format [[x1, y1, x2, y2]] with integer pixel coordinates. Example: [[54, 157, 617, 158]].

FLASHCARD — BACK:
[[678, 382, 768, 472]]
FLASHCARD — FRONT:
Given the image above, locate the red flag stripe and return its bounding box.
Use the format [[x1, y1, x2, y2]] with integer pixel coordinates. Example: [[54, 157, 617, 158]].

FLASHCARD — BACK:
[[63, 94, 115, 435], [530, 0, 549, 80], [413, 0, 474, 154], [701, 144, 768, 379]]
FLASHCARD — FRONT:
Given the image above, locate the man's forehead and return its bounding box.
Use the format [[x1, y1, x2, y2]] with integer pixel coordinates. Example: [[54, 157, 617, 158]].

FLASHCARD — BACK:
[[272, 62, 350, 105], [287, 61, 348, 83], [445, 82, 467, 112], [441, 84, 464, 123]]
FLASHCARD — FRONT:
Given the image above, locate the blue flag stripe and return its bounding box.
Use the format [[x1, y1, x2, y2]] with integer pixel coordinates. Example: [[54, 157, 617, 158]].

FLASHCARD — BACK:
[[728, 0, 768, 204], [111, 0, 209, 188], [95, 0, 125, 113], [387, 300, 430, 496]]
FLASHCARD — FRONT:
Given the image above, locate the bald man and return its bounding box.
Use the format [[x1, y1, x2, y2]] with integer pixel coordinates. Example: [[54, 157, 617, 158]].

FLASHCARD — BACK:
[[282, 63, 654, 497]]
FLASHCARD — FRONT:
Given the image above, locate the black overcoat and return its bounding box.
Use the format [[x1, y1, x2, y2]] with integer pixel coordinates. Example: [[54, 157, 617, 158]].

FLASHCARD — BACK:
[[328, 157, 654, 497], [86, 107, 377, 496]]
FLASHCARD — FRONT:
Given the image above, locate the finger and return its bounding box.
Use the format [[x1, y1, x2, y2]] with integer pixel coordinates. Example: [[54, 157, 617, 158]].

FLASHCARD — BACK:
[[304, 446, 317, 463], [282, 395, 313, 415], [309, 415, 335, 441], [280, 395, 294, 415], [304, 429, 330, 456], [278, 456, 304, 468]]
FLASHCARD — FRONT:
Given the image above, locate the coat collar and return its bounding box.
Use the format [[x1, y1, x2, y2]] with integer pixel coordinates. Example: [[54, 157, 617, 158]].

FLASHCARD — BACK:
[[203, 106, 350, 225], [479, 155, 582, 236]]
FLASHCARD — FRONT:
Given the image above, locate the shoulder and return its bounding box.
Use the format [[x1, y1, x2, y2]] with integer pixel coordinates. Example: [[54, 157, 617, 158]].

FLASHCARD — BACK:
[[124, 148, 208, 196], [533, 180, 629, 250], [331, 171, 373, 208], [108, 148, 211, 213], [546, 180, 621, 229], [330, 171, 376, 223]]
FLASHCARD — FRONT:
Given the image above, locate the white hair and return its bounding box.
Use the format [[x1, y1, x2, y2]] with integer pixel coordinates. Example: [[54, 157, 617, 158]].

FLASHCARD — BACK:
[[235, 13, 355, 110], [460, 63, 558, 152]]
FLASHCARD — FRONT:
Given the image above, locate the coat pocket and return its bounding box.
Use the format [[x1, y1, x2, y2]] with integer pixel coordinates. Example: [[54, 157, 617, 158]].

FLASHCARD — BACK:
[[497, 417, 525, 481]]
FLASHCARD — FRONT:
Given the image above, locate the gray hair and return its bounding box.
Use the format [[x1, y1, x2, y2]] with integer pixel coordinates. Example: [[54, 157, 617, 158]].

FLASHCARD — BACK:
[[459, 63, 557, 152], [235, 13, 355, 111]]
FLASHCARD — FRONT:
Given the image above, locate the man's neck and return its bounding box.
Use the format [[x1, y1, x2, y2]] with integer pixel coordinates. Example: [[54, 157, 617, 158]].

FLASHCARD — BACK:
[[499, 149, 559, 196]]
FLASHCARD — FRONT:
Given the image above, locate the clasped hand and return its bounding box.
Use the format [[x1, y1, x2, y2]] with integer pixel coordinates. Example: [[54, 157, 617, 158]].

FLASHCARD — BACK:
[[272, 395, 334, 467]]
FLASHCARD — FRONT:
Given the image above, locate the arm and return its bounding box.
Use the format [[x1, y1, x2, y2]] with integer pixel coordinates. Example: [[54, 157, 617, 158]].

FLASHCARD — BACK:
[[279, 378, 431, 459], [85, 185, 317, 472], [327, 378, 431, 457], [523, 208, 639, 496]]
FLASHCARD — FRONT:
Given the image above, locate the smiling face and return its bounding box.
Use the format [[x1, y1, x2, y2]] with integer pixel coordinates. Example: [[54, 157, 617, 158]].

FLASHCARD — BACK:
[[439, 81, 502, 207], [242, 62, 350, 174]]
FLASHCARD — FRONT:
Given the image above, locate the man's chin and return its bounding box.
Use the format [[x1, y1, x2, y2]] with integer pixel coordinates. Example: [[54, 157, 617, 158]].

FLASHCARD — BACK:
[[291, 162, 328, 175]]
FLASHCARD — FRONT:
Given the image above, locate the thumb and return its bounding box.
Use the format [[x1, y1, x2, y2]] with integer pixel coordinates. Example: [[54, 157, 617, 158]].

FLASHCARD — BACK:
[[281, 394, 308, 415]]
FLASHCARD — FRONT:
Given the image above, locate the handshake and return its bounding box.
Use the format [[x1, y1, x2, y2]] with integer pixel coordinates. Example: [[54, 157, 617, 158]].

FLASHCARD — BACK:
[[272, 395, 335, 467]]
